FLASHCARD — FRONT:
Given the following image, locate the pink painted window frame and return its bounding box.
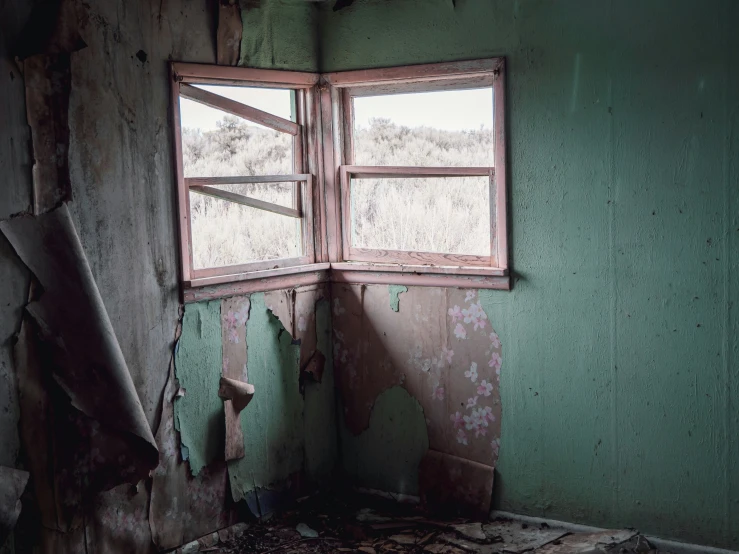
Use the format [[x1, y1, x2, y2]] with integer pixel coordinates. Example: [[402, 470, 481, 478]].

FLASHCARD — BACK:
[[170, 62, 329, 299], [170, 59, 510, 299], [324, 58, 510, 290]]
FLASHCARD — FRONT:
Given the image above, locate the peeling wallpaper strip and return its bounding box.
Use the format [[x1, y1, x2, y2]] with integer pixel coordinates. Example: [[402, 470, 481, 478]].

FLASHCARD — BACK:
[[388, 285, 407, 312]]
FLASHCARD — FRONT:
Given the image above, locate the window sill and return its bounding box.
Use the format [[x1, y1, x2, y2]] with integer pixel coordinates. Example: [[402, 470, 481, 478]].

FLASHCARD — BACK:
[[183, 263, 331, 302], [330, 262, 510, 290], [182, 261, 510, 302]]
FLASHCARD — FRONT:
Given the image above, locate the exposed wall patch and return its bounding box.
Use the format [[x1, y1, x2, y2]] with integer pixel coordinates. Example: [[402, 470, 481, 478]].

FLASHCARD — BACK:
[[227, 293, 303, 501], [388, 284, 408, 312], [174, 301, 224, 477], [340, 385, 429, 496]]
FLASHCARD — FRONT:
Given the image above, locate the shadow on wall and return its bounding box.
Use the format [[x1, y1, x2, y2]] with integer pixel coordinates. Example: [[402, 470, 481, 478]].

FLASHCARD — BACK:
[[332, 284, 503, 512]]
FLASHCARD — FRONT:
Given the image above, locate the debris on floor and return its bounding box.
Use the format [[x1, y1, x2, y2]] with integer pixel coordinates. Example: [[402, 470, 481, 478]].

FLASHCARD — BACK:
[[174, 492, 673, 553]]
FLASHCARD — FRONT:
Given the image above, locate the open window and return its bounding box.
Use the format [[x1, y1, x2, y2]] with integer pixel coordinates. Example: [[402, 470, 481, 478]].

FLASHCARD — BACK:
[[325, 59, 509, 290], [170, 64, 328, 299], [170, 59, 509, 299]]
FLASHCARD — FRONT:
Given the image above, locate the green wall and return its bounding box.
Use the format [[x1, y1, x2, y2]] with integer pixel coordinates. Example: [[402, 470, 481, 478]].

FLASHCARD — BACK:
[[240, 0, 318, 71], [319, 0, 739, 548]]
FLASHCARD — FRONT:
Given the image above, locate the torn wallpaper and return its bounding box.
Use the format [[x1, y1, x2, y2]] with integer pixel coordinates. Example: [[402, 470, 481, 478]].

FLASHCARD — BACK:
[[332, 285, 502, 514], [227, 293, 303, 502], [1, 204, 158, 531]]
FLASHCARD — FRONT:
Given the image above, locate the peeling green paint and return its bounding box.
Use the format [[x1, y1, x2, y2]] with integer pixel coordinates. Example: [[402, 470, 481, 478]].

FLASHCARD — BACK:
[[388, 285, 407, 312], [303, 298, 338, 482], [341, 386, 429, 496], [227, 293, 303, 501], [174, 301, 224, 476]]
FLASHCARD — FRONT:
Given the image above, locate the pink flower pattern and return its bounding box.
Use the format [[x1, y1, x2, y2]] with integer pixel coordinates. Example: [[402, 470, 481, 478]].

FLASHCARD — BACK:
[[442, 292, 503, 455], [448, 305, 463, 323], [477, 380, 493, 397], [441, 347, 454, 364], [432, 386, 445, 401], [456, 429, 468, 445], [464, 362, 478, 383]]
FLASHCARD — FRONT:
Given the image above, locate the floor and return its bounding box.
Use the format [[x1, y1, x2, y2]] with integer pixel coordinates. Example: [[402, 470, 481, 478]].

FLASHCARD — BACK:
[[173, 493, 673, 554]]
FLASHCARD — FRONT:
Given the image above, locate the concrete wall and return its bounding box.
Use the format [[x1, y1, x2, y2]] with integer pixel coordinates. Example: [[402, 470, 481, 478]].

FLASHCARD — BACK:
[[319, 0, 739, 548]]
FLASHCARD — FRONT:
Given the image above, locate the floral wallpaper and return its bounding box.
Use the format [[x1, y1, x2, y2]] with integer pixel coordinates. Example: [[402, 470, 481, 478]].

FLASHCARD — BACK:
[[332, 285, 502, 469]]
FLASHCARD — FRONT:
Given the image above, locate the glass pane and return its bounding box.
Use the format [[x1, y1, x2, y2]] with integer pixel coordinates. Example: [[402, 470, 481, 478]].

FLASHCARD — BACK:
[[350, 176, 490, 256], [209, 182, 295, 209], [180, 86, 293, 178], [193, 85, 294, 121], [189, 191, 302, 269], [352, 88, 494, 167]]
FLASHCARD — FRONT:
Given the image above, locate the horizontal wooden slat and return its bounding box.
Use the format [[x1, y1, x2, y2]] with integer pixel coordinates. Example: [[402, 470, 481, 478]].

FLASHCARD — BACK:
[[186, 175, 310, 186], [343, 165, 493, 179], [184, 269, 330, 301], [173, 62, 320, 88], [324, 58, 503, 87], [331, 269, 510, 290], [347, 247, 493, 267], [330, 262, 507, 277], [186, 263, 331, 289], [347, 75, 494, 98], [180, 84, 300, 136], [190, 185, 300, 218], [192, 256, 311, 279]]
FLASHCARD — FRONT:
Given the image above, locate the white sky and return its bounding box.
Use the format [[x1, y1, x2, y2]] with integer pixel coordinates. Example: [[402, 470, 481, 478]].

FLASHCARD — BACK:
[[180, 85, 293, 131], [353, 88, 493, 131], [179, 85, 493, 132]]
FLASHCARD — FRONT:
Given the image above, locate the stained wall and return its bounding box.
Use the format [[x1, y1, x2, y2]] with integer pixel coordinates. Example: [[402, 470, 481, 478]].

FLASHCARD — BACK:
[[0, 0, 328, 552], [320, 0, 739, 548]]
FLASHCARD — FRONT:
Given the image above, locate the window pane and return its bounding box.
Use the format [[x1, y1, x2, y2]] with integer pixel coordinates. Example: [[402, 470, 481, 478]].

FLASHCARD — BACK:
[[350, 176, 490, 256], [193, 85, 294, 121], [352, 88, 494, 167], [189, 191, 302, 269], [180, 87, 293, 178]]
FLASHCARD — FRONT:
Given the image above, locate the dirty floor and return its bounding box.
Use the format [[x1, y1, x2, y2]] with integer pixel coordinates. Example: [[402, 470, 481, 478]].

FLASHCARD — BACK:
[[175, 492, 673, 554]]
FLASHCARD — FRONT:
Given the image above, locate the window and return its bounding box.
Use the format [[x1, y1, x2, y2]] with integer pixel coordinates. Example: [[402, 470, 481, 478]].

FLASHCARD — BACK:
[[171, 64, 327, 299], [171, 59, 508, 299], [326, 59, 509, 289]]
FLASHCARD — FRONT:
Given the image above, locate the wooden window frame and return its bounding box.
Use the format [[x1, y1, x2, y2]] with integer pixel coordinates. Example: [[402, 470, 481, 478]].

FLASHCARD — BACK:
[[170, 59, 509, 299], [323, 58, 509, 290], [170, 63, 329, 300]]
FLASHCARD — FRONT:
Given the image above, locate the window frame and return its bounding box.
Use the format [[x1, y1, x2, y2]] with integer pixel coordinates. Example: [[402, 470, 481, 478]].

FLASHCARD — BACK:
[[323, 57, 509, 290], [170, 58, 509, 300], [170, 63, 329, 300]]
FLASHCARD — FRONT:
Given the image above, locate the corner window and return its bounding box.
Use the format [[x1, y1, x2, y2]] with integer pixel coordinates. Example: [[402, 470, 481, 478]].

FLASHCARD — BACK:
[[170, 59, 509, 299]]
